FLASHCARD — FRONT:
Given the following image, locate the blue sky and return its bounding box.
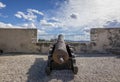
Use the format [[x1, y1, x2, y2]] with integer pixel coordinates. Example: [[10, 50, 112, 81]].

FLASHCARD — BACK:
[[0, 0, 65, 24], [0, 0, 69, 36], [0, 0, 120, 40]]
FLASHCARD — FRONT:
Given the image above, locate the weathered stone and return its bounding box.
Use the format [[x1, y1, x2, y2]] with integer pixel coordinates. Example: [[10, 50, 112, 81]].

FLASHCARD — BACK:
[[0, 28, 39, 53]]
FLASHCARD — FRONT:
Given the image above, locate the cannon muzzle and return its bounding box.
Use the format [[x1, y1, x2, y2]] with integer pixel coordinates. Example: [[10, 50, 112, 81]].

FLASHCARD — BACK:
[[59, 57, 64, 63]]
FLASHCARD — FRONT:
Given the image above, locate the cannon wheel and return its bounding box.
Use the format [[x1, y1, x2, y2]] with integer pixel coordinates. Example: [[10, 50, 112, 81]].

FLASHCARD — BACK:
[[72, 65, 78, 74], [45, 67, 51, 75]]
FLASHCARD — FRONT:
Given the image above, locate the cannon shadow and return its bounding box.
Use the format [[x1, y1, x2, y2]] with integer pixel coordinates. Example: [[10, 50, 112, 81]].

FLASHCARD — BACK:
[[27, 58, 74, 82]]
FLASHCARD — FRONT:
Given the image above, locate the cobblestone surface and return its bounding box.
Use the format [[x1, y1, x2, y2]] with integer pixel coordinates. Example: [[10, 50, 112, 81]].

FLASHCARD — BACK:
[[0, 54, 120, 82]]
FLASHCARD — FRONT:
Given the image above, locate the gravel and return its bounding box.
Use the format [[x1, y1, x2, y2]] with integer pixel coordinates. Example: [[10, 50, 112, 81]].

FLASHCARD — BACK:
[[0, 54, 120, 82]]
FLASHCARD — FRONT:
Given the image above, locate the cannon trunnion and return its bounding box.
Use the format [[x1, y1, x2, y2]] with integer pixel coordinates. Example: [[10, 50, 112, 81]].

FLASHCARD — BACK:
[[45, 35, 78, 75]]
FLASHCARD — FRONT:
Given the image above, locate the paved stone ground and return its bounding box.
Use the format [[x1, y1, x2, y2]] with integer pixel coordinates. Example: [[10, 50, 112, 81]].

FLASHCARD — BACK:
[[0, 54, 120, 82]]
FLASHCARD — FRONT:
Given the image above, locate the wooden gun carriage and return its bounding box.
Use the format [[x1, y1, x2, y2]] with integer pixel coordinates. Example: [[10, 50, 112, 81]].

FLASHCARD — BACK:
[[45, 34, 78, 75]]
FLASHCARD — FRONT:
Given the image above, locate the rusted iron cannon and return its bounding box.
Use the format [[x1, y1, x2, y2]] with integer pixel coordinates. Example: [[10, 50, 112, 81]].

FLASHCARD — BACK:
[[45, 34, 78, 75]]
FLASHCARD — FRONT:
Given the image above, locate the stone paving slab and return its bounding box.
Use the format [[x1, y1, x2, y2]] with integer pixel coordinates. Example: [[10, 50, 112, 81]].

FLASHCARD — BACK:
[[0, 54, 120, 82]]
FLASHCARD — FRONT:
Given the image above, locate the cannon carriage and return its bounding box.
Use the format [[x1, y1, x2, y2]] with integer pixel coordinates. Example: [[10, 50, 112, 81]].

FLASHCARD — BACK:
[[45, 34, 78, 75]]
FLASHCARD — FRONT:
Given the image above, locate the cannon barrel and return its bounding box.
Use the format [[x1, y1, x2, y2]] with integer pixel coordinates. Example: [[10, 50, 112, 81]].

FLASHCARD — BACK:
[[52, 34, 69, 64], [46, 34, 78, 75]]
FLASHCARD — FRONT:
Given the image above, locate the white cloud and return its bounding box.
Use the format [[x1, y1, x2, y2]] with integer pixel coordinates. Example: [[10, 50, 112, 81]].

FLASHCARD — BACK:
[[27, 9, 44, 16], [22, 23, 36, 28], [15, 11, 37, 21], [50, 17, 59, 22], [37, 0, 119, 41], [15, 12, 23, 18], [56, 0, 120, 29], [39, 19, 67, 33], [40, 20, 55, 27], [0, 22, 22, 28], [15, 9, 44, 21], [38, 29, 46, 34], [0, 2, 6, 9], [0, 22, 37, 29]]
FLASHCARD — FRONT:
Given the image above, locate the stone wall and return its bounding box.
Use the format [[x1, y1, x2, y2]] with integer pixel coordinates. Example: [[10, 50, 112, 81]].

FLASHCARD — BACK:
[[37, 28, 120, 54], [0, 28, 120, 54], [0, 28, 39, 53], [90, 28, 120, 54], [36, 42, 92, 54]]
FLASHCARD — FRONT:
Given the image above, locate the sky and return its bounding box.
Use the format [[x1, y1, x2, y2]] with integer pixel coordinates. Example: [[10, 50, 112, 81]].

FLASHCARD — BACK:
[[0, 0, 120, 40]]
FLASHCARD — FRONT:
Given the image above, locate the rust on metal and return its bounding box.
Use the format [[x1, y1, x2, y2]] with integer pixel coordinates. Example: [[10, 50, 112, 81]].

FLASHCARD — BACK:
[[53, 34, 69, 64]]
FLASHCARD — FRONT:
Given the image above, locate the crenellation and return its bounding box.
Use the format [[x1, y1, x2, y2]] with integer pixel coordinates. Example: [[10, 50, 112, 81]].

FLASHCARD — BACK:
[[0, 28, 120, 54]]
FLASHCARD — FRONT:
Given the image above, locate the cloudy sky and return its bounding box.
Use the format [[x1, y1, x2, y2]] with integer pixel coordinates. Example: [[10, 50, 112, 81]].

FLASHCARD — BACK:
[[0, 0, 120, 40]]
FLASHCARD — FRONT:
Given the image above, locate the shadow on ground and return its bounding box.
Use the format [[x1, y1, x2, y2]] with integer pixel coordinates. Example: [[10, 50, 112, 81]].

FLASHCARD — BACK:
[[76, 53, 120, 58], [0, 53, 47, 56], [27, 58, 74, 82]]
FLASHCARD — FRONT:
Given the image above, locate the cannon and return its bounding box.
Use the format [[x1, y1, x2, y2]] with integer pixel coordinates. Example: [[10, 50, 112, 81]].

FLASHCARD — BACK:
[[45, 34, 78, 75]]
